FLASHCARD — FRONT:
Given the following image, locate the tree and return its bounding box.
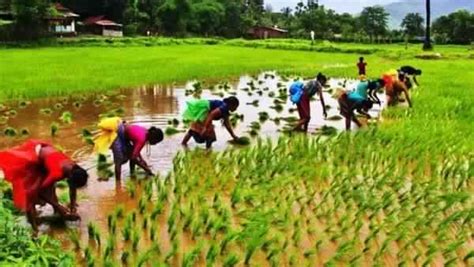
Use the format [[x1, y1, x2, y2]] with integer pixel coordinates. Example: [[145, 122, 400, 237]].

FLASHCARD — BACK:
[[191, 0, 225, 36], [359, 6, 389, 42], [12, 0, 53, 40], [423, 0, 432, 50], [401, 13, 424, 38], [157, 0, 191, 35], [433, 10, 474, 44]]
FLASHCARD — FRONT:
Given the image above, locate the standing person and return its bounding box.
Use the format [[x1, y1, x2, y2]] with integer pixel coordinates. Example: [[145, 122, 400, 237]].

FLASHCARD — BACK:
[[357, 57, 367, 76], [290, 73, 328, 132], [94, 117, 164, 180], [0, 140, 88, 236], [181, 97, 240, 149], [399, 65, 422, 86], [385, 80, 413, 107], [338, 91, 374, 130]]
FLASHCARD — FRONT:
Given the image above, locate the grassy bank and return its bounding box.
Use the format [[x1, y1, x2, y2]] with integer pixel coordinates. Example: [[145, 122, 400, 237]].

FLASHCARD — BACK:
[[0, 41, 472, 100]]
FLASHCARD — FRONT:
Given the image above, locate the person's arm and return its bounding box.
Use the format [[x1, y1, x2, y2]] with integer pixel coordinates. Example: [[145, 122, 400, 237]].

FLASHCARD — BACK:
[[223, 117, 238, 140], [413, 76, 419, 86], [403, 88, 412, 108], [132, 155, 153, 176], [318, 89, 327, 118], [38, 186, 79, 219], [129, 135, 153, 175], [26, 206, 39, 237], [201, 109, 222, 136], [69, 186, 77, 214]]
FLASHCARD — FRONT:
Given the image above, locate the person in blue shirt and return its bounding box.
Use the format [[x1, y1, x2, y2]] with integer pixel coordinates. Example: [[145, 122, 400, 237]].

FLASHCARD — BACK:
[[182, 97, 240, 148], [354, 79, 385, 105], [338, 91, 373, 130], [290, 73, 328, 133]]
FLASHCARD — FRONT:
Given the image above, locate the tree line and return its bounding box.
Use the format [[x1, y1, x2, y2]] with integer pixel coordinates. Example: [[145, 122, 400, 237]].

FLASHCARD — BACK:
[[1, 0, 473, 44]]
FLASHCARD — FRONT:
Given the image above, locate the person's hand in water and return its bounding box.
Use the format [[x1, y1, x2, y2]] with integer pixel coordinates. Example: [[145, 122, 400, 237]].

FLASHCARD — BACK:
[[63, 212, 81, 221]]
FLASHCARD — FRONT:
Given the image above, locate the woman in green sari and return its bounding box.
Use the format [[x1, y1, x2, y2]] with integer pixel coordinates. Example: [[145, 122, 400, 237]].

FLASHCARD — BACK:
[[181, 97, 240, 149]]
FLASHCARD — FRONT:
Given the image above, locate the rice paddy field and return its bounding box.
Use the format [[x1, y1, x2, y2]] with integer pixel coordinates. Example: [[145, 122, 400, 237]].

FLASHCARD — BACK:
[[0, 39, 473, 266]]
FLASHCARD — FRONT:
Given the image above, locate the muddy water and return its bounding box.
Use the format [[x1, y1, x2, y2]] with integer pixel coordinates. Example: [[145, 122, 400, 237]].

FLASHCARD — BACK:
[[0, 72, 386, 264]]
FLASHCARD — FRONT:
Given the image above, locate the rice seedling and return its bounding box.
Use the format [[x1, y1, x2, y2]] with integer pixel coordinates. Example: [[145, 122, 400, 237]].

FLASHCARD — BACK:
[[326, 115, 343, 121], [84, 247, 95, 267], [73, 101, 82, 109], [20, 128, 29, 136], [246, 100, 259, 107], [165, 240, 179, 263], [120, 250, 130, 265], [222, 253, 239, 267], [318, 125, 338, 136], [107, 214, 117, 234], [4, 127, 17, 137], [6, 109, 17, 117], [125, 179, 136, 198], [0, 115, 8, 125], [50, 122, 59, 137], [182, 244, 202, 267], [270, 104, 284, 112], [87, 222, 101, 247], [103, 235, 116, 261], [258, 111, 269, 122], [138, 196, 147, 214], [67, 229, 81, 251], [40, 108, 53, 115], [18, 100, 30, 109], [54, 103, 64, 110], [206, 242, 219, 266], [165, 127, 183, 136], [131, 228, 140, 251], [228, 136, 251, 146]]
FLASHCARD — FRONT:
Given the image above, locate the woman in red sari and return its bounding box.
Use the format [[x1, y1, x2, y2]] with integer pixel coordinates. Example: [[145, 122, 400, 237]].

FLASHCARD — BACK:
[[0, 140, 88, 235]]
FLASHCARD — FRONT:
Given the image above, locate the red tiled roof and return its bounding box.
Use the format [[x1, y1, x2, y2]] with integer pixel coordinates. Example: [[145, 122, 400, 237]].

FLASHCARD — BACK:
[[250, 26, 288, 33], [95, 20, 122, 27], [83, 16, 105, 25], [50, 3, 79, 18], [83, 16, 122, 27]]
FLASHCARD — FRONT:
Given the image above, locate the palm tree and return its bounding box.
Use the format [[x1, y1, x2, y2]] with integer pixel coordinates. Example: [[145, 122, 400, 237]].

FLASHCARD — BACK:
[[423, 0, 433, 50]]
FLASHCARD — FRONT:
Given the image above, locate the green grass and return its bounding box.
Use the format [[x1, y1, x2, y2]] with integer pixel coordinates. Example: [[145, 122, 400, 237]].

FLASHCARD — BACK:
[[1, 39, 472, 100]]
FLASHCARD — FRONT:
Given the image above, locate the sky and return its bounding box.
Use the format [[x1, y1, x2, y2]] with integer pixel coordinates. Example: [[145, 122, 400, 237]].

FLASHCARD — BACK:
[[266, 0, 394, 14]]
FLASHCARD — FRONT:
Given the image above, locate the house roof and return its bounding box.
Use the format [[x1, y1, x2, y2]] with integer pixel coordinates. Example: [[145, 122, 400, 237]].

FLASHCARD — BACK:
[[250, 26, 288, 33], [83, 16, 122, 27], [48, 3, 79, 19]]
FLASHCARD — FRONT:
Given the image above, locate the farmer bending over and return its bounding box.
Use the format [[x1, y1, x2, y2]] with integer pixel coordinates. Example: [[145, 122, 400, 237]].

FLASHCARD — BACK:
[[353, 79, 385, 105], [290, 73, 328, 132], [182, 97, 240, 149], [386, 79, 413, 107], [94, 117, 164, 180], [399, 65, 422, 87], [0, 140, 88, 236], [338, 91, 373, 130]]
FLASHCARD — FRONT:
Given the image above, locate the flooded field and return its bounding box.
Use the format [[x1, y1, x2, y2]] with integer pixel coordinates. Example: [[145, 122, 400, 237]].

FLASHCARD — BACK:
[[5, 72, 469, 267]]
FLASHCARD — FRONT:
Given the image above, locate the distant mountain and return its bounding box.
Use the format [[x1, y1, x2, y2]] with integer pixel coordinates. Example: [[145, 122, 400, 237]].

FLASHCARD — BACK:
[[384, 0, 474, 29]]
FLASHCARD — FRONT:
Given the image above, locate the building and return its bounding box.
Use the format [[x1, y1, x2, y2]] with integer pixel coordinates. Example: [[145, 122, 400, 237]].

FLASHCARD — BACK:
[[47, 3, 79, 36], [247, 26, 288, 39], [82, 16, 123, 37]]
